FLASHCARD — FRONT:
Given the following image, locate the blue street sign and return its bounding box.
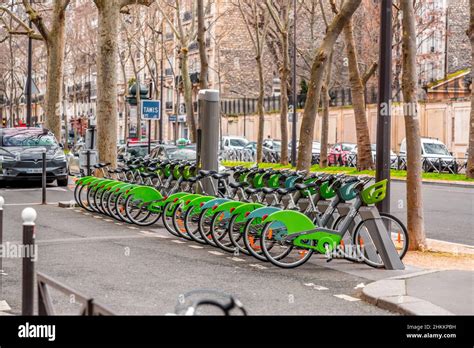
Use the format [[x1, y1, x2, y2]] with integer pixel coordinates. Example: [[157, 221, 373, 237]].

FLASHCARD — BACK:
[[140, 100, 161, 120]]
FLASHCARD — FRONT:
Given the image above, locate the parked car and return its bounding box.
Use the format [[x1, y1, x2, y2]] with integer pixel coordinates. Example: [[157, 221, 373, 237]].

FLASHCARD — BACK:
[[328, 143, 356, 166], [263, 139, 282, 152], [0, 128, 68, 186], [399, 137, 456, 172], [288, 140, 321, 163], [221, 136, 249, 151], [349, 144, 398, 168], [150, 144, 226, 172], [118, 141, 159, 162]]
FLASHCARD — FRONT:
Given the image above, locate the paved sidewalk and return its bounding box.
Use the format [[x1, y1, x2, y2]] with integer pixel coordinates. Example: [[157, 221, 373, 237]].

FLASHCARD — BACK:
[[362, 270, 474, 315]]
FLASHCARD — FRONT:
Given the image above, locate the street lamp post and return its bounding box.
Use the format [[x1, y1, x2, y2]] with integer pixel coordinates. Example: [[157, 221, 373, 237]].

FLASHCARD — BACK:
[[159, 29, 164, 143], [291, 0, 297, 167], [375, 0, 393, 213]]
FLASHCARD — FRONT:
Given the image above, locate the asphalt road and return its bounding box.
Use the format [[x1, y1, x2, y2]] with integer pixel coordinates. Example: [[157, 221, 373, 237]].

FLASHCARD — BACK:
[[0, 178, 470, 315], [389, 181, 474, 245], [0, 183, 394, 315]]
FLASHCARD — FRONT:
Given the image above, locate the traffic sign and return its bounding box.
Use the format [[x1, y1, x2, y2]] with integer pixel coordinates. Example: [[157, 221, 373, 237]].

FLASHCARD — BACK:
[[140, 100, 161, 120]]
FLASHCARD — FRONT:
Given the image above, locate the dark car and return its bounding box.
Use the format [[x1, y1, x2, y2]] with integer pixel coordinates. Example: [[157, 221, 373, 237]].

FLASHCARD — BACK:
[[0, 128, 68, 186]]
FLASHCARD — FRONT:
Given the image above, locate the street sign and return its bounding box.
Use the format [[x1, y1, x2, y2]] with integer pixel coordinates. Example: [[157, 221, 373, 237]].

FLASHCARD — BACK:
[[169, 114, 186, 123], [140, 100, 161, 120]]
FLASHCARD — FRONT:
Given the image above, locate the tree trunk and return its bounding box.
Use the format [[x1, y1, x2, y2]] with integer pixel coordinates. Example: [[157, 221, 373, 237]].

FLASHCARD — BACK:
[[180, 50, 197, 142], [95, 0, 120, 168], [343, 19, 374, 170], [197, 0, 209, 90], [320, 85, 330, 168], [41, 1, 68, 140], [256, 55, 265, 163], [297, 0, 362, 171], [467, 0, 474, 178], [279, 29, 289, 165], [120, 59, 129, 140], [401, 0, 426, 251]]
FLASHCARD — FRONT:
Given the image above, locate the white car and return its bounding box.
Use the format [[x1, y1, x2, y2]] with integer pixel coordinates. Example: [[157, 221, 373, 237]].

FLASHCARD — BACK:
[[221, 136, 249, 151], [349, 144, 398, 168], [399, 137, 456, 172]]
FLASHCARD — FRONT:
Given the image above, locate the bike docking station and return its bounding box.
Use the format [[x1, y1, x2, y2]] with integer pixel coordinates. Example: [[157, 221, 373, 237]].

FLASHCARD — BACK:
[[197, 89, 220, 195], [357, 206, 405, 270]]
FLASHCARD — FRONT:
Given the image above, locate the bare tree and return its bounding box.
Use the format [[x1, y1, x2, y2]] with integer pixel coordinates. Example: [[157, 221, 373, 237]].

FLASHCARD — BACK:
[[297, 0, 362, 171], [400, 0, 426, 250], [342, 16, 374, 170], [265, 0, 290, 165], [197, 0, 209, 90], [467, 0, 474, 179], [158, 0, 198, 143], [236, 0, 269, 163], [92, 0, 154, 168], [0, 0, 70, 138]]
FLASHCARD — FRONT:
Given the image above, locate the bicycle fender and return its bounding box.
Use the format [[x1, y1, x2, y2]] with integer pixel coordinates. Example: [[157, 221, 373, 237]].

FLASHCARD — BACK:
[[183, 196, 216, 212], [263, 211, 315, 235], [246, 206, 281, 220]]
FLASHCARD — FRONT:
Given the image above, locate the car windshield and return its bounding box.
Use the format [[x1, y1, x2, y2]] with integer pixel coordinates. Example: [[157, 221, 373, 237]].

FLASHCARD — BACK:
[[1, 130, 57, 147], [342, 144, 355, 151], [423, 143, 450, 156], [229, 139, 247, 147], [167, 148, 196, 160], [271, 142, 282, 151], [128, 146, 149, 158]]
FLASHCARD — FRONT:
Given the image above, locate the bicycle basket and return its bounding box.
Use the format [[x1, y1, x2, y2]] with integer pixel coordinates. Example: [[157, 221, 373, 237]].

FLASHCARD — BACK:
[[361, 179, 387, 205], [320, 182, 336, 199], [339, 182, 358, 202]]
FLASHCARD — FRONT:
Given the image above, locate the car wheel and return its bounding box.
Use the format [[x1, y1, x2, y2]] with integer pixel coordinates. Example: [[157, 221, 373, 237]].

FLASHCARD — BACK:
[[57, 177, 69, 187]]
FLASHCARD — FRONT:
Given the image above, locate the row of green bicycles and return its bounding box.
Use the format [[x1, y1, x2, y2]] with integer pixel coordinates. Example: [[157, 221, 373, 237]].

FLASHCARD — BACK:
[[74, 158, 409, 269]]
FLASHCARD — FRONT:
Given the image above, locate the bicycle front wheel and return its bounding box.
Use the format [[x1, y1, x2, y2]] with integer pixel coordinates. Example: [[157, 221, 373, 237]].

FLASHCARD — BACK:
[[352, 213, 409, 268]]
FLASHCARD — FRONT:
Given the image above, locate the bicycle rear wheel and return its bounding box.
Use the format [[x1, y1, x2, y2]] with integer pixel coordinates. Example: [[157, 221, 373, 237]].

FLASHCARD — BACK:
[[184, 206, 207, 244], [260, 221, 314, 269]]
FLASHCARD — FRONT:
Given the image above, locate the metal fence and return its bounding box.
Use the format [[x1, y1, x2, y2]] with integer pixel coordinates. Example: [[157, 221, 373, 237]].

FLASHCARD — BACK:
[[220, 149, 468, 175], [37, 272, 115, 316], [219, 148, 281, 163], [333, 153, 468, 175]]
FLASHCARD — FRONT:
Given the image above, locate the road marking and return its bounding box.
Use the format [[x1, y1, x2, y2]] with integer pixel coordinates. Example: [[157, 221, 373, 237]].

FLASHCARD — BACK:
[[228, 257, 245, 262], [154, 234, 171, 239], [354, 283, 366, 289], [334, 294, 360, 302], [208, 251, 224, 256], [74, 210, 82, 213], [128, 226, 138, 230], [1, 187, 66, 192], [0, 300, 11, 311], [140, 230, 154, 235], [189, 245, 204, 249], [249, 264, 267, 270], [94, 216, 102, 219], [104, 219, 113, 222], [172, 240, 186, 244], [304, 283, 328, 290]]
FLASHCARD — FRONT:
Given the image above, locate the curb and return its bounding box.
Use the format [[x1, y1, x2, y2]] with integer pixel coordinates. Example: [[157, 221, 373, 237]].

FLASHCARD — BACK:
[[361, 271, 455, 315], [425, 238, 474, 256]]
